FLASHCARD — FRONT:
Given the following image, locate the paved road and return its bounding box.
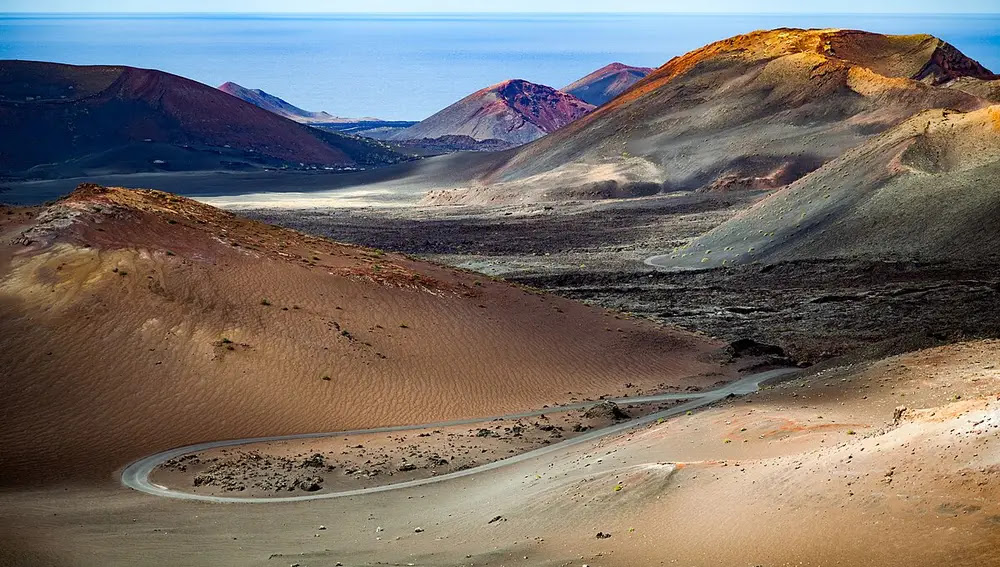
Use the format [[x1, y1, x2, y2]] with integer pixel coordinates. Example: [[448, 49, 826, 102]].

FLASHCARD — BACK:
[[121, 368, 797, 503]]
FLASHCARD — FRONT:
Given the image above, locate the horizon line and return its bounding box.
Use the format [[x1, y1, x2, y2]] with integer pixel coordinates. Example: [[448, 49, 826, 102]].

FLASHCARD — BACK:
[[2, 11, 999, 15]]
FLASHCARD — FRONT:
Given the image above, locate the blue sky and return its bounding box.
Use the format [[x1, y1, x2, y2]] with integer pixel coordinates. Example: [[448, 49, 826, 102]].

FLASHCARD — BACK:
[[3, 0, 999, 13]]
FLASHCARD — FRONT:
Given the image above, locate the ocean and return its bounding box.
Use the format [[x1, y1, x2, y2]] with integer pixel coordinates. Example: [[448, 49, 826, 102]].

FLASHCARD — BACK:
[[1, 13, 998, 120]]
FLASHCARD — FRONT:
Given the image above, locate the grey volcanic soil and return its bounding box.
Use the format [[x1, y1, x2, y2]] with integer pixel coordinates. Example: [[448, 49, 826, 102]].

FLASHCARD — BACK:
[[242, 193, 1000, 364]]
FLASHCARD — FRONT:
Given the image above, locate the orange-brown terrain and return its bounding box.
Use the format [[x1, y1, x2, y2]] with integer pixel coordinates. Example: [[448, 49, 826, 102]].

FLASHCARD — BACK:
[[147, 400, 681, 497], [0, 184, 731, 487], [4, 331, 1000, 566], [4, 25, 1000, 567]]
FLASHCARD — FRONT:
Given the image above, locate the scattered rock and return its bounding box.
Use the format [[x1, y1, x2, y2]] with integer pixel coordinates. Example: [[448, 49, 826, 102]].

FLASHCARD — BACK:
[[893, 406, 908, 424], [296, 476, 323, 492], [583, 401, 630, 421], [596, 531, 612, 539], [302, 453, 325, 468]]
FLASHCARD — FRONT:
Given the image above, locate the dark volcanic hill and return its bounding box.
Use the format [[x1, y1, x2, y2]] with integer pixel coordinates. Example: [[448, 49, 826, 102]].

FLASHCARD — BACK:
[[435, 29, 996, 204], [218, 81, 379, 124], [389, 79, 595, 147], [563, 62, 654, 106], [0, 61, 405, 179]]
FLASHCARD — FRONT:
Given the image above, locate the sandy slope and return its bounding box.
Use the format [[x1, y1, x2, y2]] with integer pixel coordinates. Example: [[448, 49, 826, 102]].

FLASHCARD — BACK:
[[0, 184, 731, 485], [3, 339, 1000, 566], [653, 104, 1000, 268]]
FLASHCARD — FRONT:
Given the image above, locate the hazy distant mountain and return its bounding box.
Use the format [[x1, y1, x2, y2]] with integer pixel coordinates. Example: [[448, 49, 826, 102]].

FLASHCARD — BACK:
[[389, 79, 595, 147], [0, 60, 406, 179], [562, 62, 655, 106], [217, 81, 381, 124]]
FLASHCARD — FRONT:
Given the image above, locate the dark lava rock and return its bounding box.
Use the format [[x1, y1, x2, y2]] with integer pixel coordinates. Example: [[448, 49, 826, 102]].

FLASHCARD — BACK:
[[583, 401, 630, 421], [726, 338, 785, 358], [297, 476, 324, 492], [302, 453, 325, 468]]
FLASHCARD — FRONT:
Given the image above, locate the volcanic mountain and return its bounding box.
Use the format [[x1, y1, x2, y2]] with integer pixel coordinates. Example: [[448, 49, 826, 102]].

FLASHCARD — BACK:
[[563, 62, 655, 106], [0, 61, 405, 179], [388, 79, 595, 147], [0, 184, 729, 485], [435, 29, 996, 204], [217, 81, 379, 124], [651, 104, 1000, 269]]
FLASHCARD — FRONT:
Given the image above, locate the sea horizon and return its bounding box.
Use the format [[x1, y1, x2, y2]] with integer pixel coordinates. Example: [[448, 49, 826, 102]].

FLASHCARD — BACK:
[[2, 12, 998, 120]]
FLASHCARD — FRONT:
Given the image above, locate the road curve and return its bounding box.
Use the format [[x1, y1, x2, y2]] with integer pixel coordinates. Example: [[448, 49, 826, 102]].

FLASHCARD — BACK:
[[121, 368, 797, 503]]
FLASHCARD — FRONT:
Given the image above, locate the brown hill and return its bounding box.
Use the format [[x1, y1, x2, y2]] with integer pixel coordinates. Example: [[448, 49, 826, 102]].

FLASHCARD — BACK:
[[563, 62, 655, 106], [389, 79, 595, 146], [0, 184, 730, 485], [0, 61, 405, 178], [434, 29, 995, 204], [651, 105, 1000, 268]]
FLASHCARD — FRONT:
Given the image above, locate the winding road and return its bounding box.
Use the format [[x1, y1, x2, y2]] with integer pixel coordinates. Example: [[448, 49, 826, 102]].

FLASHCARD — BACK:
[[121, 368, 797, 503]]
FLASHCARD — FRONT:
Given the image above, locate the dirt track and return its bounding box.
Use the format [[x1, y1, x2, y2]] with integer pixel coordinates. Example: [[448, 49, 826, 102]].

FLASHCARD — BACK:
[[123, 369, 794, 502]]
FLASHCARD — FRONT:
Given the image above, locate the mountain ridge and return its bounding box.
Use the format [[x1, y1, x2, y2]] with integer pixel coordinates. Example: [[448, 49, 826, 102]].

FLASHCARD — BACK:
[[388, 78, 595, 146], [217, 81, 383, 124], [431, 28, 995, 204], [562, 62, 655, 105]]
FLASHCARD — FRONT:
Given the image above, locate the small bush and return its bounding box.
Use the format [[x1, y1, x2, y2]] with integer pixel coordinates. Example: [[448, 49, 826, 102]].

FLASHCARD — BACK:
[[260, 298, 272, 306]]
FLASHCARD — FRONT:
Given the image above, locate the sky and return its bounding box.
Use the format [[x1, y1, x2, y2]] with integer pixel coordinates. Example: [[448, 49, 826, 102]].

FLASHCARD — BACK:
[[3, 0, 999, 13]]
